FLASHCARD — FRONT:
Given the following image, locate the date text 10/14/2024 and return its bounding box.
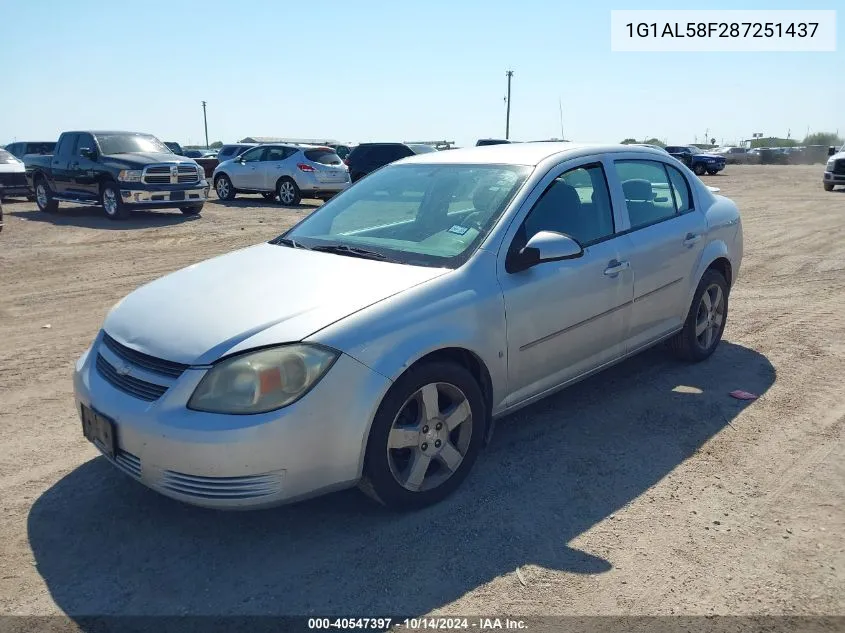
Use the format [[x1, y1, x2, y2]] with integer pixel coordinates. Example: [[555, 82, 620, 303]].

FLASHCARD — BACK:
[[307, 617, 528, 630]]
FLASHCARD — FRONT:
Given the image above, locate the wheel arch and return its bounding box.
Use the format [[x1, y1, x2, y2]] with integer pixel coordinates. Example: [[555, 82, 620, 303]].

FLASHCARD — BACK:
[[686, 240, 734, 310]]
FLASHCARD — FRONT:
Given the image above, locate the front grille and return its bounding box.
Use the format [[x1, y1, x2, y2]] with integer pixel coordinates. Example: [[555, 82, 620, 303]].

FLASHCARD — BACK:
[[142, 164, 200, 185], [101, 333, 188, 379], [0, 172, 27, 187], [833, 159, 845, 175], [96, 354, 169, 401], [161, 470, 283, 500]]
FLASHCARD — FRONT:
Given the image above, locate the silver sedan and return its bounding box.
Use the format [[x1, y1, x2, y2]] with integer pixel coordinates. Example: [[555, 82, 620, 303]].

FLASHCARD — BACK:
[[73, 143, 743, 511]]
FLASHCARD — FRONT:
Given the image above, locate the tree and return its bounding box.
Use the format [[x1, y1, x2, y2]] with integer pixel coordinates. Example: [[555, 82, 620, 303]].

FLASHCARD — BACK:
[[802, 132, 842, 147], [642, 138, 666, 148], [750, 137, 796, 148], [210, 140, 223, 149], [620, 138, 638, 144]]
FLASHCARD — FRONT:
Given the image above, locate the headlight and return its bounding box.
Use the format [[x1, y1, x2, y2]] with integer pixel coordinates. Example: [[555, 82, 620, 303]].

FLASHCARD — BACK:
[[827, 160, 835, 170], [188, 344, 338, 414], [118, 169, 142, 183], [196, 163, 204, 179]]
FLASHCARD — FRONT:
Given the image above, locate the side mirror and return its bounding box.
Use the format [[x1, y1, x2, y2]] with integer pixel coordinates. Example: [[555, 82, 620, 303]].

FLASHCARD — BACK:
[[829, 146, 837, 157], [79, 147, 97, 160], [507, 230, 584, 273]]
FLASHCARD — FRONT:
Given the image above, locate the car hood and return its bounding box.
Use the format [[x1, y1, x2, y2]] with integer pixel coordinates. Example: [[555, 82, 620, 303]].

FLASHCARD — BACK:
[[102, 152, 200, 168], [103, 243, 448, 365], [831, 151, 845, 161], [0, 162, 25, 173]]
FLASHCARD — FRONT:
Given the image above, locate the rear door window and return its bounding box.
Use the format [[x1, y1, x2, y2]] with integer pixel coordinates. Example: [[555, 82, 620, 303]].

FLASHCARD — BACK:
[[304, 149, 342, 165], [614, 160, 683, 230]]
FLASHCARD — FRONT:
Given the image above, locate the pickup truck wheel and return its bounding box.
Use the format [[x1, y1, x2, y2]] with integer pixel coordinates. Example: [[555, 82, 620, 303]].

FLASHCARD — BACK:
[[101, 182, 130, 220], [276, 178, 301, 206], [180, 204, 203, 215], [214, 174, 236, 200], [706, 169, 719, 175], [35, 179, 58, 213], [823, 183, 835, 192], [693, 163, 707, 176]]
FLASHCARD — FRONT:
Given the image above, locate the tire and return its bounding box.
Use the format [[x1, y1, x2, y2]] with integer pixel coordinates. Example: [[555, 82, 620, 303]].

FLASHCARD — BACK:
[[261, 192, 276, 201], [276, 177, 301, 206], [34, 177, 58, 213], [706, 169, 718, 175], [669, 269, 729, 362], [823, 183, 834, 192], [693, 163, 707, 176], [359, 361, 486, 511], [100, 181, 130, 220], [214, 174, 236, 200], [180, 204, 203, 215]]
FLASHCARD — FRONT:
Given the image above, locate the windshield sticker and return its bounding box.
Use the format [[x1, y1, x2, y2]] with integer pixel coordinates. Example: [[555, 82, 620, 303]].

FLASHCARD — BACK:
[[448, 225, 470, 236]]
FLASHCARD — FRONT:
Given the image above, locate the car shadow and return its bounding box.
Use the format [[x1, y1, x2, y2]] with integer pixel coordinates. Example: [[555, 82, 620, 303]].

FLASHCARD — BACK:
[[28, 341, 774, 619], [9, 206, 199, 230], [209, 197, 322, 211]]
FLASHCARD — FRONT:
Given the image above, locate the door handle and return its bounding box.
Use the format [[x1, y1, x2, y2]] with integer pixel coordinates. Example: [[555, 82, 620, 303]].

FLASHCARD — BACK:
[[603, 260, 630, 276], [683, 232, 701, 247]]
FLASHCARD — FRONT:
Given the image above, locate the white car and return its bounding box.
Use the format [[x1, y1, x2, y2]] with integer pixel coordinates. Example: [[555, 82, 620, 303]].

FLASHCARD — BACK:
[[0, 149, 30, 201], [212, 144, 350, 205]]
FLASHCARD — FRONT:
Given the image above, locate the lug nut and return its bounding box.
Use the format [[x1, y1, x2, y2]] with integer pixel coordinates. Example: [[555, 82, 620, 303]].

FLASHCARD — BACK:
[[434, 440, 442, 448], [435, 423, 442, 431], [421, 442, 428, 451], [422, 425, 429, 433]]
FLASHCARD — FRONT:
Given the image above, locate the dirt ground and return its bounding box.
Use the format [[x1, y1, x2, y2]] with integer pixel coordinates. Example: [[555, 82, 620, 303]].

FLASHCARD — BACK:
[[0, 165, 843, 623]]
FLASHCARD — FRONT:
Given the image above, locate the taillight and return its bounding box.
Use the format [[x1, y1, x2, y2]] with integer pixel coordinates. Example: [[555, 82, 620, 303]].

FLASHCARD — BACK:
[[297, 163, 315, 172]]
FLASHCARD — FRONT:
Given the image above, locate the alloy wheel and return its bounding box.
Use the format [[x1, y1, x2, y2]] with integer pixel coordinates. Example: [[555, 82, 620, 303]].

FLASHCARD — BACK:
[[695, 283, 725, 350], [386, 382, 473, 493], [216, 178, 230, 199], [278, 181, 295, 205], [36, 183, 48, 209], [103, 188, 118, 216]]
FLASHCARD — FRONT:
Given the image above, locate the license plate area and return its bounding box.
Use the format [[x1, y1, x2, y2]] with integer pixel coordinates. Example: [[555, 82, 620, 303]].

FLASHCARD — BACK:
[[81, 404, 117, 459], [170, 191, 185, 201]]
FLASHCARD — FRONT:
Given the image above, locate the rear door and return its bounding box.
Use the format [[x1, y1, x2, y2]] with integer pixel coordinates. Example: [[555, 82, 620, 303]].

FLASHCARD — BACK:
[[49, 133, 78, 195], [260, 146, 297, 190], [610, 158, 707, 351]]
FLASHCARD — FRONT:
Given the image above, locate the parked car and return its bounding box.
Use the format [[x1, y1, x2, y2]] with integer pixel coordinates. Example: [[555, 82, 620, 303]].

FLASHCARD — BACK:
[[716, 147, 756, 165], [25, 131, 208, 220], [164, 142, 184, 156], [823, 147, 845, 191], [345, 143, 437, 182], [0, 149, 31, 200], [664, 146, 726, 176], [5, 141, 56, 160], [216, 143, 258, 164], [476, 139, 512, 146], [213, 144, 350, 205], [73, 142, 743, 511]]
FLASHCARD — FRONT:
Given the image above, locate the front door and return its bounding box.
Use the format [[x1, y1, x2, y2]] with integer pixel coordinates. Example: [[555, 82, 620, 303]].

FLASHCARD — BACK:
[[69, 132, 100, 201], [610, 159, 708, 351], [227, 146, 265, 189], [498, 160, 634, 407]]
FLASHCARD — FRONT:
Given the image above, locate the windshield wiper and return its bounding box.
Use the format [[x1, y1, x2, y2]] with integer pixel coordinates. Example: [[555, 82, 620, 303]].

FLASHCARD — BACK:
[[271, 237, 308, 249], [310, 244, 394, 262]]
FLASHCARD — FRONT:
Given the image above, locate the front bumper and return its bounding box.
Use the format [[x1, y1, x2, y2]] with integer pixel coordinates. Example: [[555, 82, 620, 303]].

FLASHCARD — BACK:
[[703, 162, 725, 172], [823, 171, 845, 185], [120, 182, 209, 207], [73, 333, 391, 509]]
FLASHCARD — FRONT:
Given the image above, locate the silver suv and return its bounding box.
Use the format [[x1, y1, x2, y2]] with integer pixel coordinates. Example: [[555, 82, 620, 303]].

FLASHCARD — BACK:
[[212, 144, 350, 205]]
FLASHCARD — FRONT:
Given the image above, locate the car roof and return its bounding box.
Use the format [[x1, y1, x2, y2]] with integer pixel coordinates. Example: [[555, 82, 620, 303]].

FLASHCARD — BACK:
[[396, 142, 671, 166], [68, 130, 156, 135]]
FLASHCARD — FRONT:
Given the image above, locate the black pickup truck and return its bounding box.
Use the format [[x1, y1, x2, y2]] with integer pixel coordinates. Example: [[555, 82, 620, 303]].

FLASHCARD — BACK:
[[25, 131, 209, 220]]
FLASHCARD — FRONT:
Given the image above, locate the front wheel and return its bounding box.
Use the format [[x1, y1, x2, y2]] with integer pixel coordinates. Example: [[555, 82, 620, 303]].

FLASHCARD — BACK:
[[669, 269, 729, 362], [214, 174, 236, 200], [693, 163, 707, 176], [706, 169, 719, 175], [823, 183, 834, 192], [276, 178, 301, 206], [359, 361, 486, 511], [101, 182, 130, 220]]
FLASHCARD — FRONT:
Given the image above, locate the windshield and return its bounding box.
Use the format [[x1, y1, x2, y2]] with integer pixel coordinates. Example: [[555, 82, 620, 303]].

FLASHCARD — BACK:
[[95, 133, 171, 155], [279, 163, 531, 267]]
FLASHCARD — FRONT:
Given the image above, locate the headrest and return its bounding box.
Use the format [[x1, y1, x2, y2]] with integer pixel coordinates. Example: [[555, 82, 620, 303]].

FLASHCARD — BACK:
[[622, 179, 653, 201]]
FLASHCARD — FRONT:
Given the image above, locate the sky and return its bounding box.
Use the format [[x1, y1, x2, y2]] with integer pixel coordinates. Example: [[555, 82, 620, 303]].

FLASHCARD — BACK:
[[1, 0, 843, 148]]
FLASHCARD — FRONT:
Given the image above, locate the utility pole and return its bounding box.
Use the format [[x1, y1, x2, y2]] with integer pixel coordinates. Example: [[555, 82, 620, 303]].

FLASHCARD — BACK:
[[505, 70, 514, 139], [202, 101, 209, 149]]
